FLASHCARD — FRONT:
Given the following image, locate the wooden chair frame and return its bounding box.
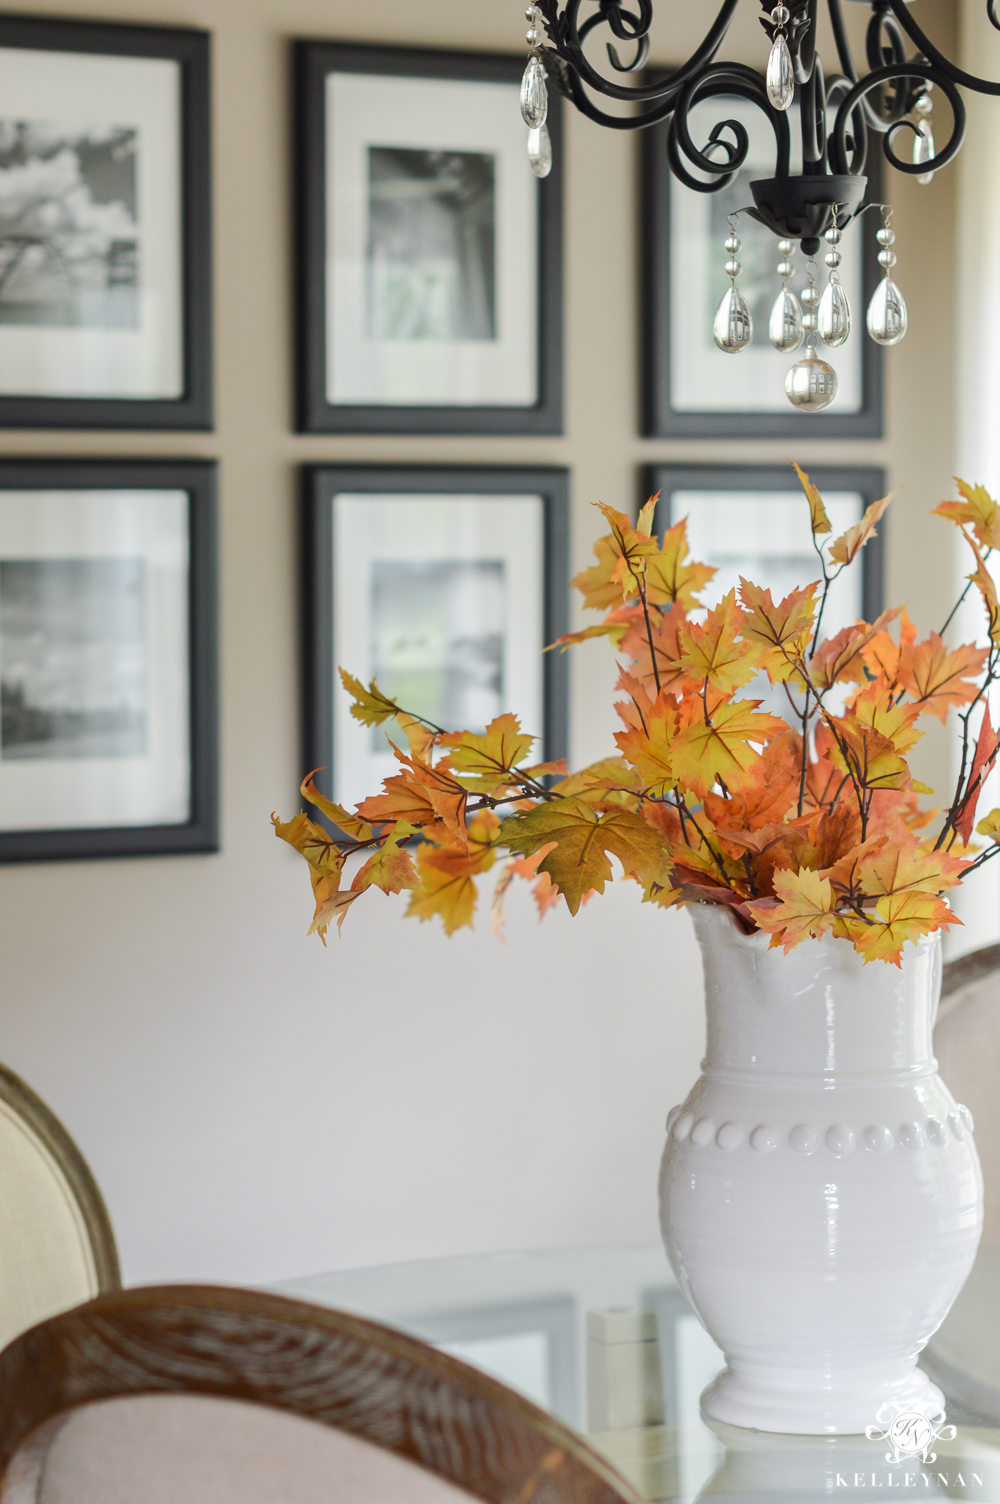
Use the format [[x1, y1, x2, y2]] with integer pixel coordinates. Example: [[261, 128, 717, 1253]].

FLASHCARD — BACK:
[[0, 1285, 640, 1504], [0, 1062, 119, 1292]]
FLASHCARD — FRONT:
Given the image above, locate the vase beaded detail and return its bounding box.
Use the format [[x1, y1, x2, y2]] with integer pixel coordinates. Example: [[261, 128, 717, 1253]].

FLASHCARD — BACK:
[[659, 903, 983, 1435]]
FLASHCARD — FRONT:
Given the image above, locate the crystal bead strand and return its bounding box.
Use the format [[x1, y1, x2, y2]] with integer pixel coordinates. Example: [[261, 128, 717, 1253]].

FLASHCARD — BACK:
[[522, 6, 552, 177], [867, 209, 908, 345], [913, 84, 935, 185], [713, 221, 753, 353], [766, 4, 795, 111], [818, 208, 851, 347], [768, 239, 804, 352], [785, 258, 838, 411]]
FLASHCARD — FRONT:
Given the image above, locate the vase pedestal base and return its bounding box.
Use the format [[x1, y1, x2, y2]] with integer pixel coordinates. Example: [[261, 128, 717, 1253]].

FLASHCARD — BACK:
[[701, 1359, 946, 1436]]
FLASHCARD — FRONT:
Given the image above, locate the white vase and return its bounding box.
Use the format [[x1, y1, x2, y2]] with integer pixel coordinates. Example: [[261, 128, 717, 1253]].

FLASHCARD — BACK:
[[660, 903, 984, 1435]]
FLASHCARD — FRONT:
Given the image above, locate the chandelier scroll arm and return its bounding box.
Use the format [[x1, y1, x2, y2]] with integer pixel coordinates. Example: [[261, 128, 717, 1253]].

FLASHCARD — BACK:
[[538, 0, 739, 108], [829, 62, 967, 177], [884, 0, 1000, 96], [826, 0, 901, 134], [668, 64, 792, 190]]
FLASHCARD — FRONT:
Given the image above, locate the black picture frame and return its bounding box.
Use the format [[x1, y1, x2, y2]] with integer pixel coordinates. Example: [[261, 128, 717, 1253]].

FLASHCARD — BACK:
[[0, 458, 218, 862], [0, 15, 212, 431], [294, 41, 563, 436], [301, 465, 570, 823], [644, 463, 886, 620], [641, 107, 884, 439]]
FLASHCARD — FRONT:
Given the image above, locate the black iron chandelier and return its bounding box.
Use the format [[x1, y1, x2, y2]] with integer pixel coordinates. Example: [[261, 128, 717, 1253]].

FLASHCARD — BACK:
[[518, 1, 1000, 411]]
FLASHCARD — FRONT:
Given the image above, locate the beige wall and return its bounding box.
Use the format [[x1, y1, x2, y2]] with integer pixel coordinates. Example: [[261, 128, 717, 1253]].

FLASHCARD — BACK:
[[0, 0, 973, 1285]]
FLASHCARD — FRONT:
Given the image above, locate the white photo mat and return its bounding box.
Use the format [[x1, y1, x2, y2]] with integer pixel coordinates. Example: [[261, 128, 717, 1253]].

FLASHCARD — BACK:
[[326, 72, 537, 408], [0, 46, 183, 400], [332, 493, 545, 811], [0, 488, 190, 831], [669, 97, 864, 415]]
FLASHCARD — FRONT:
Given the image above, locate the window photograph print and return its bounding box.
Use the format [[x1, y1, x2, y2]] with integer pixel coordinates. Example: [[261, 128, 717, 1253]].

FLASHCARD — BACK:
[[295, 42, 563, 435], [301, 466, 569, 819], [642, 93, 882, 439], [0, 460, 217, 862], [0, 16, 211, 429]]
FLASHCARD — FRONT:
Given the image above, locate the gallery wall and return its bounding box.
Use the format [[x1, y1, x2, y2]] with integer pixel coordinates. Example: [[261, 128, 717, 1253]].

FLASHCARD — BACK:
[[0, 0, 984, 1287]]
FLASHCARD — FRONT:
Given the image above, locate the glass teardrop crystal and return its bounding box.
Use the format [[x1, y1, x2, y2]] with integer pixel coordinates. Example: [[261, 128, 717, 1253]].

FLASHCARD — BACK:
[[520, 55, 548, 129], [866, 276, 908, 345], [913, 119, 935, 185], [527, 123, 552, 178], [818, 281, 852, 347], [713, 285, 753, 353], [785, 351, 838, 412], [766, 34, 794, 111], [768, 287, 804, 353]]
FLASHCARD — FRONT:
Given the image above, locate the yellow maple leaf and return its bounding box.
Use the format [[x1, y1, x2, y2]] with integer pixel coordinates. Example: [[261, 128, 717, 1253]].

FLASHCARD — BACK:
[[852, 889, 961, 967], [571, 503, 659, 610], [676, 590, 762, 693], [643, 519, 716, 609], [406, 812, 499, 934], [932, 479, 1000, 550], [500, 798, 672, 915], [339, 669, 401, 727], [977, 808, 1000, 841], [298, 773, 374, 841], [670, 699, 788, 800], [747, 868, 839, 951], [614, 693, 679, 796], [439, 713, 536, 794], [351, 820, 419, 896]]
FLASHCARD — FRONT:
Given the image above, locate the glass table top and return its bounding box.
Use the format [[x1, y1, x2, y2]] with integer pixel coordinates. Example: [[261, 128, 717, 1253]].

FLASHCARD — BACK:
[[273, 1240, 1000, 1502]]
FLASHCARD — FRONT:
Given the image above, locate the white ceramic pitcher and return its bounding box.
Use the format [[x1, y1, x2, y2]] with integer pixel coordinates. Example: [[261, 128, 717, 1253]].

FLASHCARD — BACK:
[[660, 903, 983, 1435]]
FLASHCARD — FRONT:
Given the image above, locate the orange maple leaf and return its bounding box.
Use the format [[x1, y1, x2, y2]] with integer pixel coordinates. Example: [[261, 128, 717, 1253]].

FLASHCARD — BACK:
[[619, 602, 691, 699], [860, 608, 918, 691], [955, 705, 1000, 845], [828, 492, 896, 566], [790, 461, 832, 536], [895, 633, 988, 722], [702, 736, 799, 833], [964, 533, 1000, 647], [738, 577, 819, 681]]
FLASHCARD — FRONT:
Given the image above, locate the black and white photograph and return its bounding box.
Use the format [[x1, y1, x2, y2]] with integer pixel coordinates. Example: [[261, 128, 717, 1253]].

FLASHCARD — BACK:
[[301, 466, 569, 819], [369, 558, 506, 751], [0, 556, 147, 761], [295, 42, 562, 435], [0, 16, 210, 429], [642, 94, 882, 438], [0, 121, 139, 330], [367, 147, 496, 343], [0, 460, 217, 863]]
